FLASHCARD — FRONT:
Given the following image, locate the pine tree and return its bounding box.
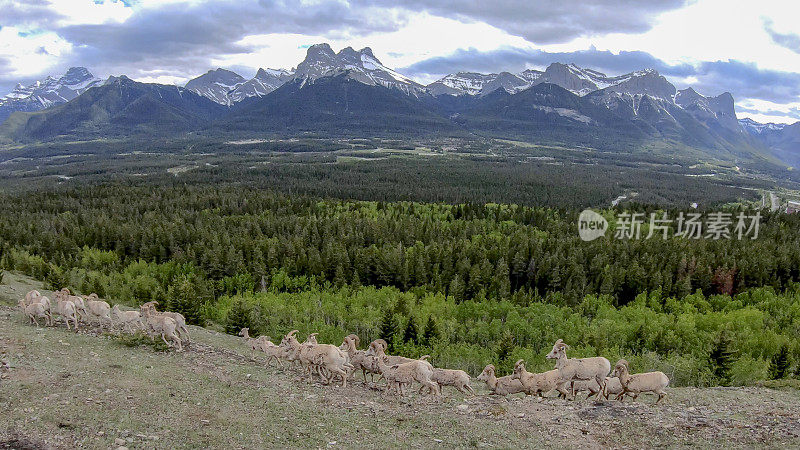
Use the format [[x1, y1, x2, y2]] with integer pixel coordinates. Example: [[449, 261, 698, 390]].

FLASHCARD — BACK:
[[770, 343, 791, 379], [403, 316, 419, 344], [709, 330, 737, 385], [421, 316, 438, 346], [495, 331, 516, 374], [448, 274, 465, 303], [496, 331, 515, 362], [378, 309, 399, 352], [225, 299, 251, 336], [166, 276, 204, 326]]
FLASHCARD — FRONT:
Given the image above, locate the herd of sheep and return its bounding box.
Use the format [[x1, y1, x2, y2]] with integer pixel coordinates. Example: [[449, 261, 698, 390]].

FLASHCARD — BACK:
[[17, 289, 669, 404], [17, 289, 191, 351], [242, 330, 670, 403]]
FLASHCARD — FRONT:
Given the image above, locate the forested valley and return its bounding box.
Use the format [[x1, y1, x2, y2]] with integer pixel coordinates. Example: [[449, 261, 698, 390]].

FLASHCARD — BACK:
[[1, 181, 800, 386]]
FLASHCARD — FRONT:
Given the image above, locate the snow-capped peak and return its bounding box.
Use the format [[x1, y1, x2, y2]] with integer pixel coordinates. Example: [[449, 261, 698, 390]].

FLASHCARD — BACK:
[[1, 67, 101, 107], [293, 43, 425, 96], [739, 117, 787, 134]]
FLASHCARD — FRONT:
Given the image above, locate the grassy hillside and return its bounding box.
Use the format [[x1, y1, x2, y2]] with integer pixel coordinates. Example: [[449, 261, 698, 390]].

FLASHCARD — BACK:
[[3, 271, 800, 449]]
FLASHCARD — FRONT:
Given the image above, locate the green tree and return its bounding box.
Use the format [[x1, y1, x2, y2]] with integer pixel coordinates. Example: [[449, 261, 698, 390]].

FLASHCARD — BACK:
[[448, 274, 465, 303], [495, 331, 516, 374], [421, 316, 438, 346], [770, 343, 791, 379], [709, 330, 737, 385], [225, 299, 251, 336], [166, 276, 204, 326], [378, 308, 399, 352], [403, 316, 419, 344]]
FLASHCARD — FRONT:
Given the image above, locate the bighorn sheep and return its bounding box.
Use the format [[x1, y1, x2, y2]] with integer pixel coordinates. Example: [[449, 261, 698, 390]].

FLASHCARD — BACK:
[[141, 301, 190, 343], [140, 305, 182, 351], [258, 336, 286, 368], [282, 331, 353, 386], [19, 299, 51, 327], [110, 304, 143, 333], [24, 290, 42, 304], [602, 376, 630, 400], [477, 364, 528, 396], [374, 351, 440, 396], [83, 294, 112, 327], [56, 288, 88, 322], [363, 339, 417, 384], [612, 360, 669, 404], [511, 360, 570, 398], [239, 328, 263, 359], [546, 339, 610, 400], [21, 294, 53, 326], [340, 335, 375, 382], [423, 368, 475, 395], [53, 297, 79, 331]]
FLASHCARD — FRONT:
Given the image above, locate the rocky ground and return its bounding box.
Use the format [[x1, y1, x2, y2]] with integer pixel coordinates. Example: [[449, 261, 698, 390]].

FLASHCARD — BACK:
[[3, 271, 800, 449]]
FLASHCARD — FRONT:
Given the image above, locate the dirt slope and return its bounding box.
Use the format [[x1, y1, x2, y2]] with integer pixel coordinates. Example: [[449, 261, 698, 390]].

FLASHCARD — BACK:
[[2, 271, 800, 449]]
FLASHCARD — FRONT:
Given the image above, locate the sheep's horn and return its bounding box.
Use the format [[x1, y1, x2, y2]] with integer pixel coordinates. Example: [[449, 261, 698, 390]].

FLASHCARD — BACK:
[[287, 330, 298, 337], [309, 333, 318, 337], [514, 359, 525, 367], [419, 355, 430, 361], [555, 339, 563, 345]]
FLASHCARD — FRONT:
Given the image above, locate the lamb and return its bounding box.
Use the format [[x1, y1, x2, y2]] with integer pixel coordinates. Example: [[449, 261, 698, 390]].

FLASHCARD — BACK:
[[477, 364, 528, 396], [19, 299, 51, 327], [374, 351, 440, 396], [612, 359, 669, 403], [141, 301, 190, 343], [140, 305, 182, 351], [546, 339, 610, 401], [258, 337, 286, 368], [53, 297, 79, 331], [110, 304, 143, 334], [510, 360, 570, 398], [239, 327, 263, 359], [423, 367, 475, 395]]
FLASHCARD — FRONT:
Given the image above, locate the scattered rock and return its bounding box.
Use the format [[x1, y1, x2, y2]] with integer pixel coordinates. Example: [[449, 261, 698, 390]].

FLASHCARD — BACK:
[[114, 438, 125, 446], [456, 404, 469, 412]]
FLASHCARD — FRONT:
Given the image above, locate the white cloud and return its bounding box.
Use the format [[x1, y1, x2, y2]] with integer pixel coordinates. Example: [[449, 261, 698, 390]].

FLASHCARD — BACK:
[[0, 27, 72, 77]]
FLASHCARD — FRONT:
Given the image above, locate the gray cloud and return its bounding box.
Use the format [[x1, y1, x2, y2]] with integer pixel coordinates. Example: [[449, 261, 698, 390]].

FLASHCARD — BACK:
[[0, 0, 64, 28], [3, 0, 410, 86], [401, 46, 695, 79], [356, 0, 687, 44], [763, 18, 800, 54], [401, 47, 800, 106]]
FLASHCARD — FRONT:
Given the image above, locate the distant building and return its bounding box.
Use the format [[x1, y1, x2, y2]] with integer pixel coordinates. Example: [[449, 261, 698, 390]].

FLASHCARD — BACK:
[[788, 201, 800, 214]]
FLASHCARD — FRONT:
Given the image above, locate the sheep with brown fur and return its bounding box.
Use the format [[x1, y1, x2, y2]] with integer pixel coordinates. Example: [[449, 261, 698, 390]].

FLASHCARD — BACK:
[[612, 359, 669, 403], [546, 339, 610, 401], [477, 364, 527, 396]]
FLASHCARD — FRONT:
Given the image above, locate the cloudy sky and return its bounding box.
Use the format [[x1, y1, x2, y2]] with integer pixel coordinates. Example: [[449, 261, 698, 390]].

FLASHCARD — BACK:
[[2, 0, 800, 123]]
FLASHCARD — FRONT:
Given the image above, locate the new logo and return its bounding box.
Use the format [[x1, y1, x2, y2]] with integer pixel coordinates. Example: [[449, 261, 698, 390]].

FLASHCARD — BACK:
[[578, 209, 608, 241]]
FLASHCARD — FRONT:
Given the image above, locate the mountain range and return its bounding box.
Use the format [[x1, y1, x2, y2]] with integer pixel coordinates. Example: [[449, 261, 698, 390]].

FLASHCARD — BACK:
[[0, 43, 797, 168]]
